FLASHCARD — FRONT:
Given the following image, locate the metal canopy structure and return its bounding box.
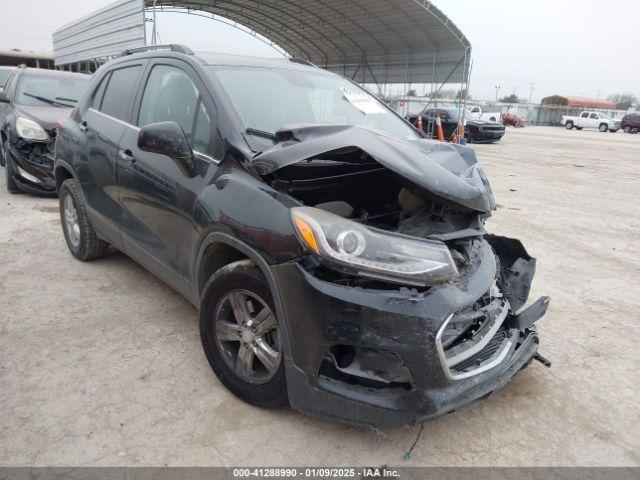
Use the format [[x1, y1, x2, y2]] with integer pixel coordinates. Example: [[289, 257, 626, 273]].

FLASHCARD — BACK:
[[53, 0, 146, 70], [149, 1, 471, 85]]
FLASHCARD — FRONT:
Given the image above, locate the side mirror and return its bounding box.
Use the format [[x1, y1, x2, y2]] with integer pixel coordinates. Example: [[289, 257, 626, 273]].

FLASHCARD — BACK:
[[137, 121, 194, 176], [0, 91, 9, 103]]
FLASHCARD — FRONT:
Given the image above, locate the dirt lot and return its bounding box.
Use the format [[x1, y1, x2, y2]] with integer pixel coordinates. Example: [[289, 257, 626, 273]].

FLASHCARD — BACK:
[[1, 126, 639, 467]]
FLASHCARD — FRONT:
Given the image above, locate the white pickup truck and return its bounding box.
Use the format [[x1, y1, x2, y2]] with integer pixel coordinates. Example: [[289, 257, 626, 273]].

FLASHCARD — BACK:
[[468, 105, 502, 122], [561, 111, 621, 132]]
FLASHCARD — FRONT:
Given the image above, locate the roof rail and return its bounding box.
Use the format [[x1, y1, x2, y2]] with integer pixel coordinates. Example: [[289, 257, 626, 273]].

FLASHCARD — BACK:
[[119, 44, 194, 57], [289, 57, 317, 68]]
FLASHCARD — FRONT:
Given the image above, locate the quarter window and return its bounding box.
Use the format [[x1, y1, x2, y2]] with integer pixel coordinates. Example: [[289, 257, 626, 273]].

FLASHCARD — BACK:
[[91, 73, 110, 109], [100, 65, 141, 122], [3, 74, 15, 93], [138, 64, 212, 154]]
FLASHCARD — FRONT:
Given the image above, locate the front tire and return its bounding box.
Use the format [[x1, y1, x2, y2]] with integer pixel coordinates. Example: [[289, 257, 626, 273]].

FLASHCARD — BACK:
[[565, 121, 574, 130], [59, 179, 109, 261], [599, 123, 608, 132], [4, 143, 21, 194], [200, 260, 288, 407], [0, 139, 6, 167]]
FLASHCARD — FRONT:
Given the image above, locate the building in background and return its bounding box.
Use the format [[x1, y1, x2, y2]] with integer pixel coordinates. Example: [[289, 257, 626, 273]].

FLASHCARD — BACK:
[[0, 50, 55, 69]]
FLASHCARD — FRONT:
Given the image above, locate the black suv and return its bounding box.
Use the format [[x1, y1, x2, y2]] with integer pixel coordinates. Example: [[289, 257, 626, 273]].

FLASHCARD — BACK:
[[621, 113, 640, 134], [0, 67, 89, 195], [54, 45, 549, 427], [409, 107, 506, 143]]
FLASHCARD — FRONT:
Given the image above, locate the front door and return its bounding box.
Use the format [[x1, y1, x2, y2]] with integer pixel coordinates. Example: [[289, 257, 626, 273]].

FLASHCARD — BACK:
[[117, 60, 218, 289]]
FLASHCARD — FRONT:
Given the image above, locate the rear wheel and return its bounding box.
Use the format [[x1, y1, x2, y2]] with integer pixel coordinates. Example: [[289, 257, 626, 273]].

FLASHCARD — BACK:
[[624, 125, 631, 133], [59, 179, 110, 261], [200, 260, 288, 407], [565, 121, 574, 130], [599, 123, 608, 132]]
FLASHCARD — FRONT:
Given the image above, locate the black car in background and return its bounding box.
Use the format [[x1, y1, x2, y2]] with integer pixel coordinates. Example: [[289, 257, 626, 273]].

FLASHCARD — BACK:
[[53, 46, 548, 427], [621, 113, 640, 134], [409, 107, 506, 143], [0, 67, 89, 195], [0, 66, 15, 92]]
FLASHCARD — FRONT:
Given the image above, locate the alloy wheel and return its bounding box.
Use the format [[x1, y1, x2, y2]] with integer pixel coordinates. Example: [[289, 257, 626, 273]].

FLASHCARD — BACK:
[[63, 194, 81, 249], [214, 289, 282, 384]]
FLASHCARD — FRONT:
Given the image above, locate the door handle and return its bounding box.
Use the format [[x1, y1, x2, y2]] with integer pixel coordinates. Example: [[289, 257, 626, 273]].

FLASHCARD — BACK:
[[118, 149, 135, 164]]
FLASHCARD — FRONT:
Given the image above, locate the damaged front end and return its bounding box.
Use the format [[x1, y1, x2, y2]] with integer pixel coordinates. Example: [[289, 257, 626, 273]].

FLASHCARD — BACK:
[[254, 125, 550, 426], [6, 130, 58, 196]]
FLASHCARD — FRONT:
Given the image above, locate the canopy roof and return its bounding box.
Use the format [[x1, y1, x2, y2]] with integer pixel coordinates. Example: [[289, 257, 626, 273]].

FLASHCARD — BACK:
[[148, 0, 471, 84], [541, 95, 615, 109]]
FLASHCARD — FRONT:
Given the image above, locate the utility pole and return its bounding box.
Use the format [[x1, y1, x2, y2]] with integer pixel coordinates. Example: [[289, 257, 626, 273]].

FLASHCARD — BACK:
[[152, 0, 158, 45], [529, 83, 535, 104]]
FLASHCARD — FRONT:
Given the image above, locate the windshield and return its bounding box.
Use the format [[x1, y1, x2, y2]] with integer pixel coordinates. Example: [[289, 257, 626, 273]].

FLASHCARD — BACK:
[[208, 66, 420, 148], [15, 74, 90, 107], [0, 69, 13, 88]]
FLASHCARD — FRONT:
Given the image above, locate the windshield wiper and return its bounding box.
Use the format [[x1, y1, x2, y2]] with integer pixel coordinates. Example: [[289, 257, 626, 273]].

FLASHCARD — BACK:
[[55, 96, 78, 104], [245, 127, 278, 141], [23, 92, 74, 108]]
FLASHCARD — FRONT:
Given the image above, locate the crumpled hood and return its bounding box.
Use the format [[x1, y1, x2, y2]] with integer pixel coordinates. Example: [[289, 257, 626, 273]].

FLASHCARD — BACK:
[[252, 124, 496, 213], [14, 105, 73, 131]]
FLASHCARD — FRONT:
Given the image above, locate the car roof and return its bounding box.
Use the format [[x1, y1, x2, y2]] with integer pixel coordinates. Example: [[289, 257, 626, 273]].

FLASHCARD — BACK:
[[116, 49, 336, 76], [14, 67, 90, 79]]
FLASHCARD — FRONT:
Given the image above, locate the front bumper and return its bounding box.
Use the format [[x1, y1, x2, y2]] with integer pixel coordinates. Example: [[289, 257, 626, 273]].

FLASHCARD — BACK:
[[474, 129, 505, 142], [272, 238, 545, 427], [6, 140, 56, 196]]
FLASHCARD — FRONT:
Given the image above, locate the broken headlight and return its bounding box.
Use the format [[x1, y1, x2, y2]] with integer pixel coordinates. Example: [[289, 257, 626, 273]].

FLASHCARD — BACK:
[[291, 206, 458, 286], [16, 117, 49, 141]]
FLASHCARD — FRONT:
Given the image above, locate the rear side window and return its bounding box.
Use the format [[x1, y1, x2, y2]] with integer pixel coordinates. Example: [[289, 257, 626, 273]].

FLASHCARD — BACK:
[[99, 65, 141, 122]]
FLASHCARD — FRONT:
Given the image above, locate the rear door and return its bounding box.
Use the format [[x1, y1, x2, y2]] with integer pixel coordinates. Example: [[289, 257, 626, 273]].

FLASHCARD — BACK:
[[116, 59, 219, 290], [79, 63, 145, 244]]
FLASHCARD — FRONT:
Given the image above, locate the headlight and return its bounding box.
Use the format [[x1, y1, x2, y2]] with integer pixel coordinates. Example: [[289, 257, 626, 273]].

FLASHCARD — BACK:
[[16, 117, 49, 141], [291, 207, 458, 286]]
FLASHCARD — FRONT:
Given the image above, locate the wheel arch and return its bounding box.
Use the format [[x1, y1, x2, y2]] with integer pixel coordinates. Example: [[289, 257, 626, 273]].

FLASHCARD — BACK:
[[194, 231, 295, 364], [54, 163, 75, 192]]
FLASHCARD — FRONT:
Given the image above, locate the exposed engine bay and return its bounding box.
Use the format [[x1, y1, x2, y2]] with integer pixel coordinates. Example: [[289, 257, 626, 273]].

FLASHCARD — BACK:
[[252, 124, 550, 425]]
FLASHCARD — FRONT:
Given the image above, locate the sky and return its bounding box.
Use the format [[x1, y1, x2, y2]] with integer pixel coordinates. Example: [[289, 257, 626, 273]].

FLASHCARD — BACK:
[[0, 0, 638, 102]]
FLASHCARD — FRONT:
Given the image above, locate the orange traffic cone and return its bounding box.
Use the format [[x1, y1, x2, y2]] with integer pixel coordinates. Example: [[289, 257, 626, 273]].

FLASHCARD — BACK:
[[457, 121, 465, 144], [435, 112, 445, 141], [417, 115, 424, 132]]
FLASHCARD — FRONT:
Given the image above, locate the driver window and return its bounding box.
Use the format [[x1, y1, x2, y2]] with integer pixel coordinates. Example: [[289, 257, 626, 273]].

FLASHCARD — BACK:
[[138, 65, 213, 153], [590, 113, 598, 119]]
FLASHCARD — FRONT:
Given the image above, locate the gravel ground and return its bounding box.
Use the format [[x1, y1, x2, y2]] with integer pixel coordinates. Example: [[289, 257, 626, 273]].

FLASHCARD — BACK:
[[1, 126, 639, 466]]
